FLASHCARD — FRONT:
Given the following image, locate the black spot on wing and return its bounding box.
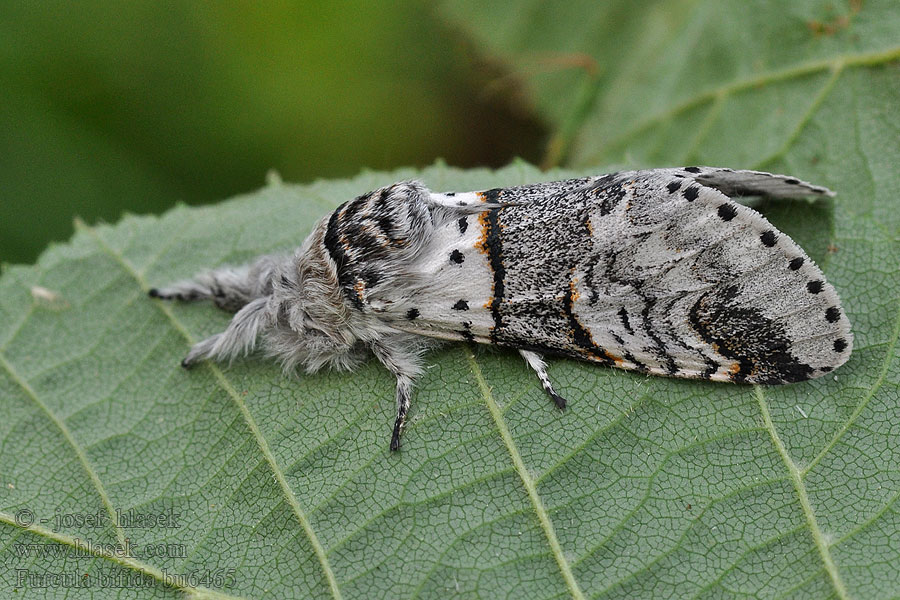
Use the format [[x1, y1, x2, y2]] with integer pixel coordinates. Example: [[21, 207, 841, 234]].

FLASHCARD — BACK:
[[760, 230, 777, 247], [717, 203, 737, 221], [683, 166, 702, 173], [452, 299, 469, 311], [406, 308, 420, 320], [457, 216, 468, 234], [789, 257, 804, 270], [667, 181, 682, 193], [807, 280, 824, 294], [449, 249, 465, 264], [682, 185, 700, 202], [825, 307, 841, 323], [834, 338, 848, 353]]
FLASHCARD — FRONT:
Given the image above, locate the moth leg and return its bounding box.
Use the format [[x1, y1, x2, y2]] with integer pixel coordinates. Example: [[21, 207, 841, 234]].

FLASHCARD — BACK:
[[181, 297, 271, 368], [519, 350, 567, 409], [149, 254, 282, 312], [371, 337, 423, 451]]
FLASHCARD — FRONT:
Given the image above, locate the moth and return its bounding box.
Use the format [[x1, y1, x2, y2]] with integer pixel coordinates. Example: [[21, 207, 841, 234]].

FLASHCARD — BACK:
[[150, 167, 852, 450]]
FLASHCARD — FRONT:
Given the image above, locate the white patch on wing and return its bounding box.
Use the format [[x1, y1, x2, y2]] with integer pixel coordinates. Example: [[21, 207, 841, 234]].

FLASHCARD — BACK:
[[390, 212, 495, 341]]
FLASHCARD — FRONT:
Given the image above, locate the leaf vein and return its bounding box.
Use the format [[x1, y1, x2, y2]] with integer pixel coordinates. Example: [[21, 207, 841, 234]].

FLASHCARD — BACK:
[[571, 428, 778, 570], [832, 474, 900, 548], [0, 351, 127, 548], [77, 221, 344, 600], [590, 476, 796, 599], [755, 386, 849, 600], [753, 62, 845, 171], [0, 511, 244, 599], [465, 351, 587, 600], [804, 298, 900, 475], [688, 523, 809, 600], [584, 46, 900, 164]]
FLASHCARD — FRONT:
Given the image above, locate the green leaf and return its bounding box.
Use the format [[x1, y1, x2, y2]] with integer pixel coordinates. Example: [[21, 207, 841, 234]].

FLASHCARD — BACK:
[[3, 2, 899, 599], [437, 0, 900, 170], [2, 154, 898, 598]]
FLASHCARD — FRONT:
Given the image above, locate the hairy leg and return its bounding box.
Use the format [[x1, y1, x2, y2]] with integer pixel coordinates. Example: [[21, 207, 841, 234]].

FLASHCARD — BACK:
[[519, 349, 567, 409], [181, 297, 272, 368], [371, 336, 425, 451], [149, 254, 283, 312]]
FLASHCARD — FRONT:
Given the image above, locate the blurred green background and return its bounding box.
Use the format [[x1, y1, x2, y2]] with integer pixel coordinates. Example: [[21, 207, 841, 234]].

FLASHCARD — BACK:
[[0, 1, 546, 264]]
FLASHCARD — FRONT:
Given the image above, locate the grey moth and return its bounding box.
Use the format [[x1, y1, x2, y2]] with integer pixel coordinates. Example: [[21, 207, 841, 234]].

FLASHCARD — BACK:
[[150, 167, 852, 450]]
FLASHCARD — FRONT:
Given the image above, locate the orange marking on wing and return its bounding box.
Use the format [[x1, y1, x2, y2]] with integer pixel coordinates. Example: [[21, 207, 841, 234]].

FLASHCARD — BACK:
[[477, 211, 496, 309], [354, 279, 366, 303], [569, 277, 581, 302], [476, 212, 491, 254], [567, 275, 623, 365]]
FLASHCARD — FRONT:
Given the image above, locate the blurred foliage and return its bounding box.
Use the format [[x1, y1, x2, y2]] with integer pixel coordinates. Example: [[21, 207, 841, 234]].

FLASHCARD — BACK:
[[0, 1, 546, 264]]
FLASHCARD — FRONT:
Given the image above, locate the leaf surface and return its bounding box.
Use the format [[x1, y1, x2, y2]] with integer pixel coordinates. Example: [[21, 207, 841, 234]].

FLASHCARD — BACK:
[[2, 157, 897, 598], [3, 0, 900, 597], [438, 0, 900, 170]]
